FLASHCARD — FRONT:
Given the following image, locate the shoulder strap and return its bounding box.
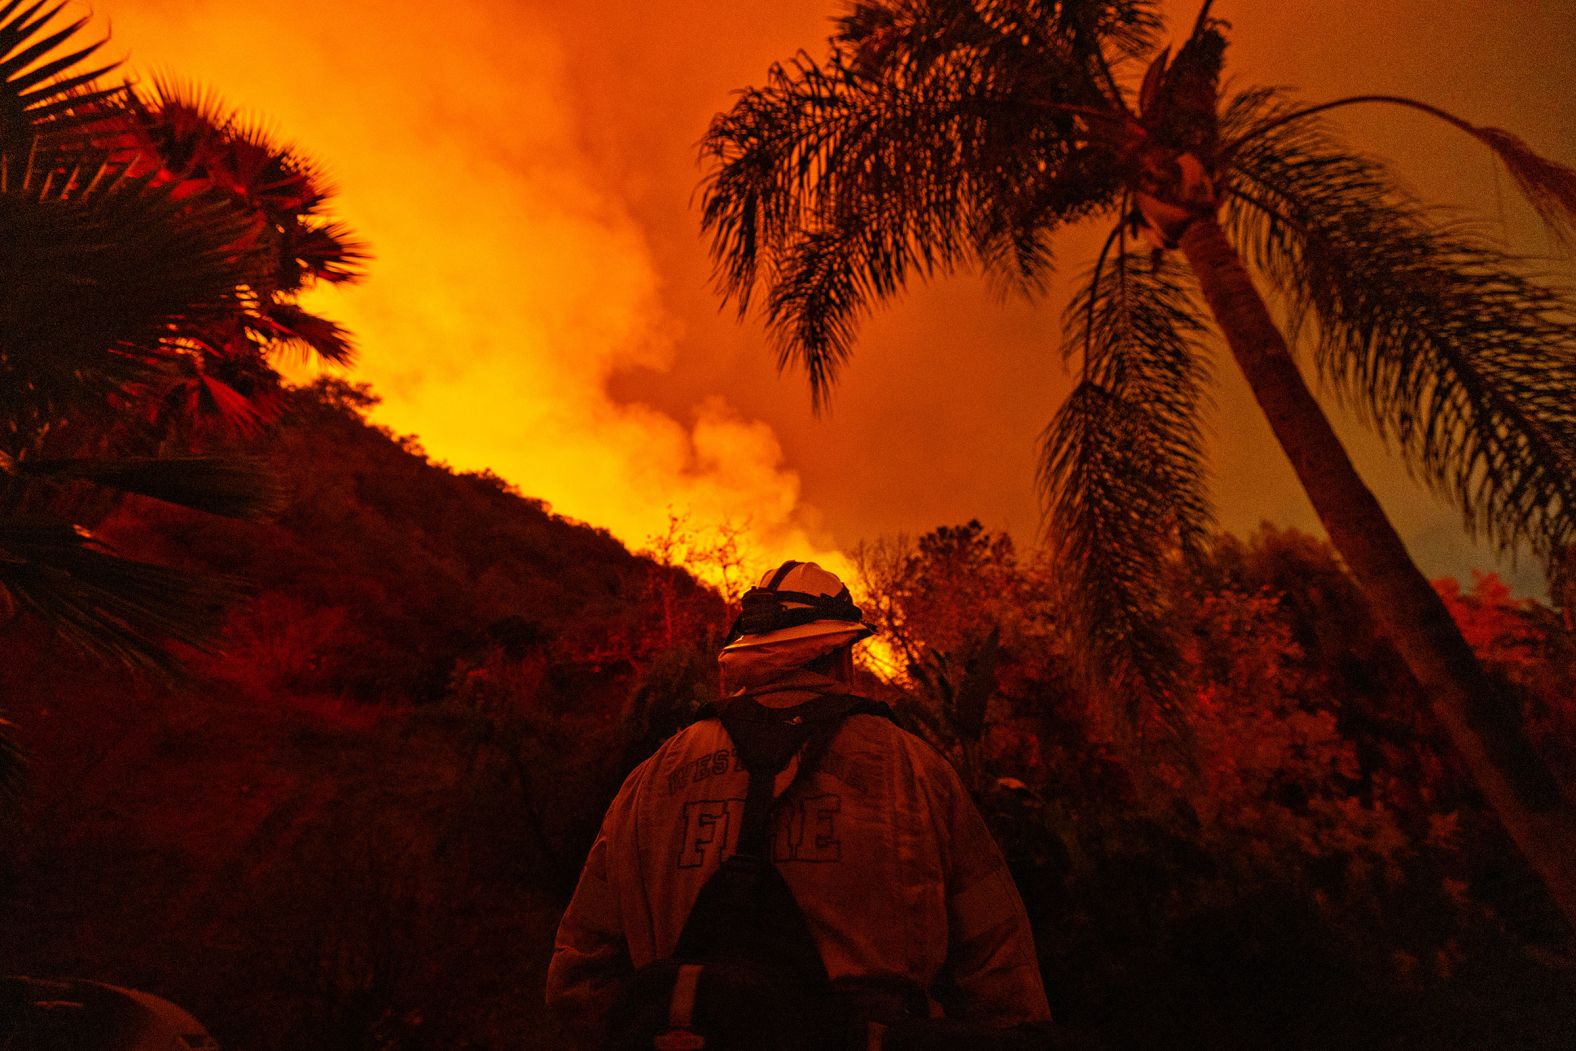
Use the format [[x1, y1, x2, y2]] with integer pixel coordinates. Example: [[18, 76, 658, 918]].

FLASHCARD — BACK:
[[719, 694, 891, 859], [666, 695, 895, 974]]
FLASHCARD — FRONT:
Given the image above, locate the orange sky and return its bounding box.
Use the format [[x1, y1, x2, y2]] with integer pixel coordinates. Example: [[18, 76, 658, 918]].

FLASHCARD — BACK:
[[104, 1, 1576, 592]]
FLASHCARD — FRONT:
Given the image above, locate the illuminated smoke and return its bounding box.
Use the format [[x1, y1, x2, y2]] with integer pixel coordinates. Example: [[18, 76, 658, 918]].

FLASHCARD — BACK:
[[106, 0, 846, 582], [99, 0, 1575, 599]]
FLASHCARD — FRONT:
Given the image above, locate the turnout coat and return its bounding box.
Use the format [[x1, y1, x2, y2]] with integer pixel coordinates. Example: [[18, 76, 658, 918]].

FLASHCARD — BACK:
[[546, 690, 1051, 1045]]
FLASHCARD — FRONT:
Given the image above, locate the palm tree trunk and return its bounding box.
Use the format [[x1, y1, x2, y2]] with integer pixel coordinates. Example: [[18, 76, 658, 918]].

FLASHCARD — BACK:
[[1178, 215, 1576, 933]]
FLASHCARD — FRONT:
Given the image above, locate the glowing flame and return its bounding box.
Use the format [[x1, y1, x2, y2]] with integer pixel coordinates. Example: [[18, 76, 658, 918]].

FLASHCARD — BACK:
[[103, 0, 847, 581]]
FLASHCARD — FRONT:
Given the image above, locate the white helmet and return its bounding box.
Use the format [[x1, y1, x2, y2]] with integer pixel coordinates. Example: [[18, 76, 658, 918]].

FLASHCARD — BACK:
[[718, 561, 873, 689]]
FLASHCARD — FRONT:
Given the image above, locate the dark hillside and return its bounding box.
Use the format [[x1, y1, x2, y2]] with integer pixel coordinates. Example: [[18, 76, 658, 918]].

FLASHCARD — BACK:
[[0, 381, 724, 1050], [100, 380, 716, 706]]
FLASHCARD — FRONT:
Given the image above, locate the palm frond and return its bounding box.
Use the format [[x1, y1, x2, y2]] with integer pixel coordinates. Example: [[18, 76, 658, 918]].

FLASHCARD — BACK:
[[0, 147, 259, 424], [702, 49, 982, 311], [1221, 89, 1576, 562], [144, 75, 235, 134], [249, 301, 357, 367], [11, 454, 282, 518], [1467, 123, 1576, 249], [1090, 0, 1166, 61], [835, 0, 1163, 71], [764, 223, 891, 411], [0, 0, 122, 143], [0, 517, 244, 674], [123, 80, 368, 290], [1145, 16, 1225, 156], [1223, 93, 1576, 249], [1040, 249, 1213, 733], [139, 79, 307, 207], [287, 219, 368, 285], [702, 2, 1126, 398]]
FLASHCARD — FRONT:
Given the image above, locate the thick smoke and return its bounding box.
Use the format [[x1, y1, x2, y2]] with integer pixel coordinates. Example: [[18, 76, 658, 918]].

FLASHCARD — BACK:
[[107, 0, 1576, 597], [108, 0, 845, 579]]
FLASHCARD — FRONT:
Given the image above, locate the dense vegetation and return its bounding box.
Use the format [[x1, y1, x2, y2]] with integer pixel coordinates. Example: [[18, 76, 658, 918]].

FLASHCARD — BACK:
[[2, 383, 1573, 1050], [857, 522, 1576, 1049]]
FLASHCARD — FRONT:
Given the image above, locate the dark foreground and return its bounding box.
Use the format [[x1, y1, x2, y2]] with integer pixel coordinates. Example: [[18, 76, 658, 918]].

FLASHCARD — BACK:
[[3, 386, 1574, 1050]]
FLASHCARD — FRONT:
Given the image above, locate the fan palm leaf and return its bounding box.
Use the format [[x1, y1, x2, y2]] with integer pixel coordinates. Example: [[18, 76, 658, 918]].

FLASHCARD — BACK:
[[248, 301, 356, 367], [101, 80, 367, 397], [129, 79, 369, 286], [0, 9, 347, 773], [0, 518, 243, 675], [0, 0, 122, 144], [7, 454, 282, 519], [0, 148, 259, 426]]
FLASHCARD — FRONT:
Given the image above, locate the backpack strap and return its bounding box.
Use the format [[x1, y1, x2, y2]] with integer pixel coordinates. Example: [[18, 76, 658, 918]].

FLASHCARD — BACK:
[[654, 965, 706, 1051], [716, 693, 891, 859], [639, 695, 904, 1051], [666, 692, 893, 966]]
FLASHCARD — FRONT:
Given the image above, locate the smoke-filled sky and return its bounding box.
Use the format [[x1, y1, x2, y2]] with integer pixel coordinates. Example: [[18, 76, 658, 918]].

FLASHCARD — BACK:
[[105, 1, 1575, 590]]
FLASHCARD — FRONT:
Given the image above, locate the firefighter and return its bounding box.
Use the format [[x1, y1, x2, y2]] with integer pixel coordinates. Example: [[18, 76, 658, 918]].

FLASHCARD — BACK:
[[547, 561, 1050, 1048]]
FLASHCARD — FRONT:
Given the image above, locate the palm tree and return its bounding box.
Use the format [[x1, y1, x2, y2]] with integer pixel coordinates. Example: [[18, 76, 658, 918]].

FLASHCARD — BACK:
[[700, 0, 1576, 927], [107, 79, 367, 438], [0, 5, 341, 804]]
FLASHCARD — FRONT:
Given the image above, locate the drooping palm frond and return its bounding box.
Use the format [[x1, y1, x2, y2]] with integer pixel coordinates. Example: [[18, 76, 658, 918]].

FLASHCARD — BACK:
[[1468, 123, 1576, 249], [763, 222, 897, 410], [0, 518, 244, 674], [1040, 249, 1213, 733], [703, 2, 1137, 406], [1223, 93, 1576, 250], [704, 51, 1050, 307], [1221, 89, 1576, 562], [751, 66, 1089, 409], [9, 454, 282, 518]]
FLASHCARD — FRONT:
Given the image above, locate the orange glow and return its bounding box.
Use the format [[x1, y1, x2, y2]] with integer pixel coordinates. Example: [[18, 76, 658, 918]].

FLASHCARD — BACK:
[[102, 0, 847, 582], [100, 0, 1576, 594]]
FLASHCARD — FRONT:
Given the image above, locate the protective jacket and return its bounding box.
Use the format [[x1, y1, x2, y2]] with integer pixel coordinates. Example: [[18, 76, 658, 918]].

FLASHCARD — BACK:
[[546, 679, 1051, 1046]]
